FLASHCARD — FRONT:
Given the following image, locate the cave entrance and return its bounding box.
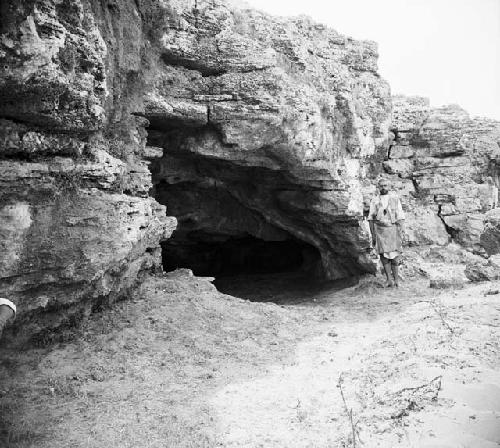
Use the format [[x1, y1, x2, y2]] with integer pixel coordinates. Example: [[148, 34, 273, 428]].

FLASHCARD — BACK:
[[161, 234, 319, 278], [160, 233, 328, 302], [145, 120, 334, 302]]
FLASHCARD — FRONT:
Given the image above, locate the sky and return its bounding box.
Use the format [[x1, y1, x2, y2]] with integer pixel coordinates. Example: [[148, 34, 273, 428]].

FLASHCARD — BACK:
[[242, 0, 500, 120]]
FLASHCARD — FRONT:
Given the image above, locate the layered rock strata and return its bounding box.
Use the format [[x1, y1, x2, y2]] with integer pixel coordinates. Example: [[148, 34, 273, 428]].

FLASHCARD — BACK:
[[147, 0, 392, 279], [386, 96, 500, 255], [0, 0, 176, 340], [1, 0, 393, 339], [2, 0, 500, 340]]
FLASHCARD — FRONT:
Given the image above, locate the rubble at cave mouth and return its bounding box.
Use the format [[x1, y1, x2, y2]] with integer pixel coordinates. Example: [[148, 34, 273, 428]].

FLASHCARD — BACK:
[[161, 234, 322, 278]]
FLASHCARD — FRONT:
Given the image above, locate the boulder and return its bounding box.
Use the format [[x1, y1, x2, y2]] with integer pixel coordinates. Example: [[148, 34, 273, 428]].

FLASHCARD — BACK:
[[404, 207, 450, 246], [465, 256, 500, 282], [389, 145, 414, 159], [419, 263, 468, 289], [480, 209, 500, 255]]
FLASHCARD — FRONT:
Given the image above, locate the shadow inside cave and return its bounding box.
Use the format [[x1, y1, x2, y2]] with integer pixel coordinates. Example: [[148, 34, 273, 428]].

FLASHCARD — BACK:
[[161, 235, 357, 305], [162, 235, 314, 277], [213, 271, 358, 305], [146, 116, 363, 303]]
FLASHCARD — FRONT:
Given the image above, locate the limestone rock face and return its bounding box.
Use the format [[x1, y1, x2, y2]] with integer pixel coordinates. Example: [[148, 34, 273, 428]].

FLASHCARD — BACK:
[[3, 0, 500, 339], [1, 0, 393, 339], [465, 255, 500, 282], [0, 0, 176, 339], [147, 0, 392, 279], [386, 96, 500, 255], [480, 209, 500, 255]]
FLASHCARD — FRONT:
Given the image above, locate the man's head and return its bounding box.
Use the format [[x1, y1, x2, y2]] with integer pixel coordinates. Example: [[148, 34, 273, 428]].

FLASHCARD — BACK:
[[378, 178, 390, 195]]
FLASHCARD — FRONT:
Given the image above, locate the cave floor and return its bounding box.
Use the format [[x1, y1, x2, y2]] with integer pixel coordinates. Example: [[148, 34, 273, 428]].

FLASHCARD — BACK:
[[1, 271, 500, 447]]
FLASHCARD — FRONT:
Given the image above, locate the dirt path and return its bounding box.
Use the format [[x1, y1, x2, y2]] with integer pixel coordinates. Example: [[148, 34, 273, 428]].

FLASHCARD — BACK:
[[212, 280, 500, 447], [1, 271, 499, 447]]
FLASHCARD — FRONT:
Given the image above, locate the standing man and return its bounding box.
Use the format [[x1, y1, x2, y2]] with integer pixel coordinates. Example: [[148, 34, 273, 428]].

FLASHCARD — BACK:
[[368, 178, 406, 287]]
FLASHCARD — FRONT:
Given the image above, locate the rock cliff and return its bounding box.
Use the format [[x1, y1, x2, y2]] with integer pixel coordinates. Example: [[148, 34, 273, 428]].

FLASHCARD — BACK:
[[0, 0, 179, 340], [1, 0, 499, 340], [387, 96, 500, 254], [146, 1, 392, 279]]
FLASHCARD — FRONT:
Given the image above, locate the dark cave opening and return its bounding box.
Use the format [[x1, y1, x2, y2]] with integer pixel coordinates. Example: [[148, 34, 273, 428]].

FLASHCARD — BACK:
[[145, 119, 337, 301], [161, 234, 321, 278]]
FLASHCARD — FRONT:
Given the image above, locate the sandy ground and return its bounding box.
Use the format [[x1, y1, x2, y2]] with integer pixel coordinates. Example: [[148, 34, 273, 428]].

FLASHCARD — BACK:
[[0, 269, 499, 447]]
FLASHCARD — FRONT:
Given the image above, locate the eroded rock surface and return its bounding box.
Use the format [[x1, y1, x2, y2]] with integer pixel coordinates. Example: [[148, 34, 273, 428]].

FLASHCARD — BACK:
[[147, 0, 392, 279], [0, 0, 176, 340], [387, 96, 500, 257], [2, 0, 500, 339]]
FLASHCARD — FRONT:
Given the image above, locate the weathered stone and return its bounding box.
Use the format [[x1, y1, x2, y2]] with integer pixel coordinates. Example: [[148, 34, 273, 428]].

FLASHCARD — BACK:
[[480, 209, 500, 255], [2, 0, 500, 340], [442, 214, 485, 248], [389, 145, 414, 159], [146, 1, 393, 279], [383, 159, 414, 177], [419, 262, 467, 289], [389, 96, 500, 252], [434, 194, 455, 205], [0, 0, 176, 340], [465, 258, 500, 282], [488, 254, 500, 269], [391, 96, 430, 132], [430, 275, 466, 290], [418, 243, 478, 265], [404, 207, 450, 246], [143, 146, 164, 160]]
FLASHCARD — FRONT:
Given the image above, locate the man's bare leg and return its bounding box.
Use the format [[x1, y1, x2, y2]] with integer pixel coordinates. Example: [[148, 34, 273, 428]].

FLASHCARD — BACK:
[[380, 255, 394, 287], [391, 258, 400, 287]]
